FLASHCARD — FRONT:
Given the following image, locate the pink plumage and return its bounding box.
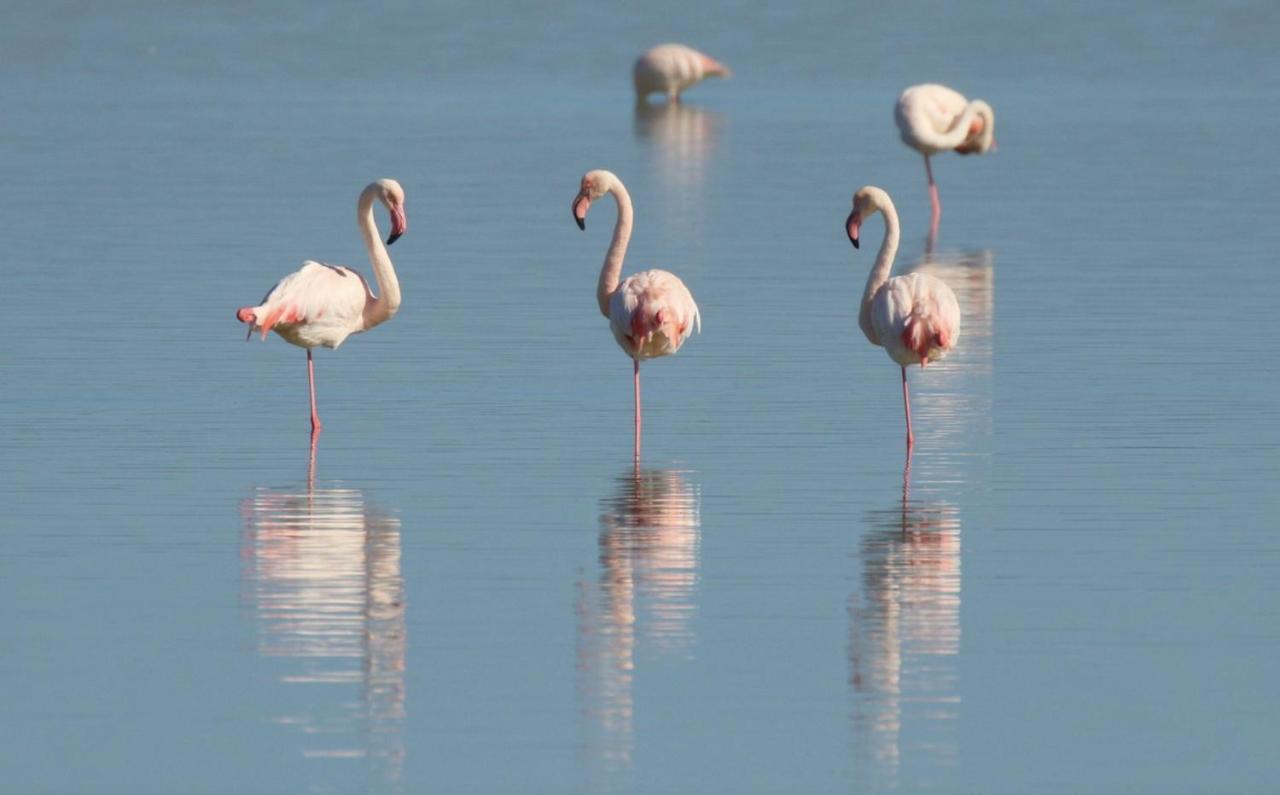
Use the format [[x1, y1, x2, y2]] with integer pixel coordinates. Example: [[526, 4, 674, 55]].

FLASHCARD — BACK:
[[609, 269, 701, 361], [235, 179, 408, 435], [894, 83, 996, 237], [846, 186, 960, 449], [633, 44, 730, 103], [573, 169, 701, 459]]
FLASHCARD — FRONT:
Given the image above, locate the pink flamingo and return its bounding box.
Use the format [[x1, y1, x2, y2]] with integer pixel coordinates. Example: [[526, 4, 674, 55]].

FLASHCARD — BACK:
[[573, 169, 701, 459], [236, 179, 407, 435], [846, 186, 960, 449], [634, 44, 730, 103], [894, 84, 996, 238]]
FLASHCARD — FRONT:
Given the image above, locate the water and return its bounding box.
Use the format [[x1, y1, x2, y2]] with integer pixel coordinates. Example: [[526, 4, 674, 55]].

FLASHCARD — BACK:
[[2, 1, 1278, 792]]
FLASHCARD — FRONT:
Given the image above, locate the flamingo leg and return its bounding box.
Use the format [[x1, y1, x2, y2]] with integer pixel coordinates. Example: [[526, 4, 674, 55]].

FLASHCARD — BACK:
[[633, 359, 642, 461], [307, 349, 323, 434], [924, 155, 941, 235], [901, 366, 915, 450], [901, 447, 912, 537], [307, 430, 318, 490]]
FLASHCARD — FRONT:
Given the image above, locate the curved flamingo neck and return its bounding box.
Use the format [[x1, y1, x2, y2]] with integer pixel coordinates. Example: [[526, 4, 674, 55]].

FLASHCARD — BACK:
[[358, 188, 400, 330], [919, 101, 989, 151], [858, 197, 900, 345], [597, 178, 634, 317]]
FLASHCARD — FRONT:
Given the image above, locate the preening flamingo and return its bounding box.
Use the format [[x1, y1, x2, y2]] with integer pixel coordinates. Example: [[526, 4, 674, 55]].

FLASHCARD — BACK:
[[236, 179, 407, 434], [634, 44, 730, 103], [572, 169, 701, 459], [846, 186, 960, 449], [894, 84, 996, 236]]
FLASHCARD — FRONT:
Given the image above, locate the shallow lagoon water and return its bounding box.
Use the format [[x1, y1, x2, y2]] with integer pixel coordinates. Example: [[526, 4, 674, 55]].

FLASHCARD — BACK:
[[2, 1, 1279, 792]]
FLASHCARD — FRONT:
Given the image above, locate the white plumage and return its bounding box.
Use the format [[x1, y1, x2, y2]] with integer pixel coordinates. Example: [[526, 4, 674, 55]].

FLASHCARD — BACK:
[[609, 269, 701, 361], [572, 169, 702, 458], [846, 185, 961, 449], [243, 261, 371, 349], [894, 84, 996, 234], [870, 272, 962, 368], [895, 83, 995, 155], [235, 179, 408, 433], [633, 44, 730, 102]]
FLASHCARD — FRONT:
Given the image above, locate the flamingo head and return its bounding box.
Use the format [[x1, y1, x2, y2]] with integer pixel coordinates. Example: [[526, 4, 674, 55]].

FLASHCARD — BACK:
[[373, 178, 408, 245], [846, 186, 892, 249], [698, 53, 732, 79], [572, 169, 618, 230], [954, 101, 996, 155]]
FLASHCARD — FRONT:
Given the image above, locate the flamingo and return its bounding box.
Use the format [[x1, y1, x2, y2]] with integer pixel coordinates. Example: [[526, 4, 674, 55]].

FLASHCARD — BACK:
[[846, 186, 960, 450], [894, 84, 996, 238], [236, 179, 407, 435], [572, 169, 701, 459], [633, 44, 730, 103]]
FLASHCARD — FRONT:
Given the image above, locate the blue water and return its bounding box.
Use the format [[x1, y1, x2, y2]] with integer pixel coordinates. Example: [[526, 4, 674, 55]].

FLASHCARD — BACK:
[[2, 1, 1278, 792]]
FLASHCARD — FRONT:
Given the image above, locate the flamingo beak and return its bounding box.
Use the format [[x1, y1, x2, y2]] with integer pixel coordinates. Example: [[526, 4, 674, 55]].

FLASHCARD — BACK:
[[846, 210, 861, 249], [573, 194, 590, 230], [386, 204, 407, 245]]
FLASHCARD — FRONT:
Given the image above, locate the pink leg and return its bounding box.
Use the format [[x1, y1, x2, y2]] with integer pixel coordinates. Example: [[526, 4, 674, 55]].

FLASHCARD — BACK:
[[633, 359, 642, 461], [307, 349, 323, 433], [924, 155, 941, 233], [307, 431, 318, 490], [901, 366, 915, 450]]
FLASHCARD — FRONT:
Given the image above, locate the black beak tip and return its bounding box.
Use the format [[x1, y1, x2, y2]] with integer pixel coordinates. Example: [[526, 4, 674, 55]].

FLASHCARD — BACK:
[[386, 232, 402, 246], [575, 217, 585, 231], [850, 237, 860, 249]]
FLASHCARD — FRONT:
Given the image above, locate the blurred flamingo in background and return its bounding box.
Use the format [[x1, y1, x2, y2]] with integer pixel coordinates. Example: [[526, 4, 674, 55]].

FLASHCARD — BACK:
[[846, 186, 960, 450], [634, 44, 730, 103], [236, 179, 407, 436], [573, 169, 701, 460], [895, 84, 996, 239]]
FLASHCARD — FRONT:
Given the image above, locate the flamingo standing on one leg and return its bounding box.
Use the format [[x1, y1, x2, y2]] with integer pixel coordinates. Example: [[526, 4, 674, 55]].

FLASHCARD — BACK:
[[846, 186, 960, 450], [894, 84, 996, 241], [572, 169, 701, 460], [236, 179, 408, 436], [633, 44, 730, 104]]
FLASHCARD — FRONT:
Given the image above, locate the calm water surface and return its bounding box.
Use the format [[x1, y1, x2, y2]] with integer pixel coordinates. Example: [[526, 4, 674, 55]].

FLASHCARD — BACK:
[[3, 1, 1279, 792]]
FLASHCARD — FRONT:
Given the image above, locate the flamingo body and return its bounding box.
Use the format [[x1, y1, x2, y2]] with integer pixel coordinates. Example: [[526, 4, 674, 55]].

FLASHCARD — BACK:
[[634, 44, 730, 102], [609, 269, 701, 361], [238, 261, 371, 349], [870, 271, 961, 368], [894, 84, 993, 156]]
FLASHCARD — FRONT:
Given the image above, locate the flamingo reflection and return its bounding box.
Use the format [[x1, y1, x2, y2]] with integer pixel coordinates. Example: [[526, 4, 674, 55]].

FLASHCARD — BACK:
[[634, 102, 721, 227], [849, 458, 961, 786], [576, 468, 701, 781], [240, 467, 406, 787]]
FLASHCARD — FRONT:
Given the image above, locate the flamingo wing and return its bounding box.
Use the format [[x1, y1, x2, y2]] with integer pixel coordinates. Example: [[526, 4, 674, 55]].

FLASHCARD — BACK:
[[896, 84, 971, 149], [609, 269, 701, 360], [241, 261, 370, 347]]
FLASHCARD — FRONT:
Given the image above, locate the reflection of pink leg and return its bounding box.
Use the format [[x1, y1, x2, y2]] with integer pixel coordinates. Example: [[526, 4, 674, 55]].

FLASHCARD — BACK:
[[307, 349, 323, 433], [633, 359, 642, 461], [901, 366, 915, 450], [901, 446, 912, 531]]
